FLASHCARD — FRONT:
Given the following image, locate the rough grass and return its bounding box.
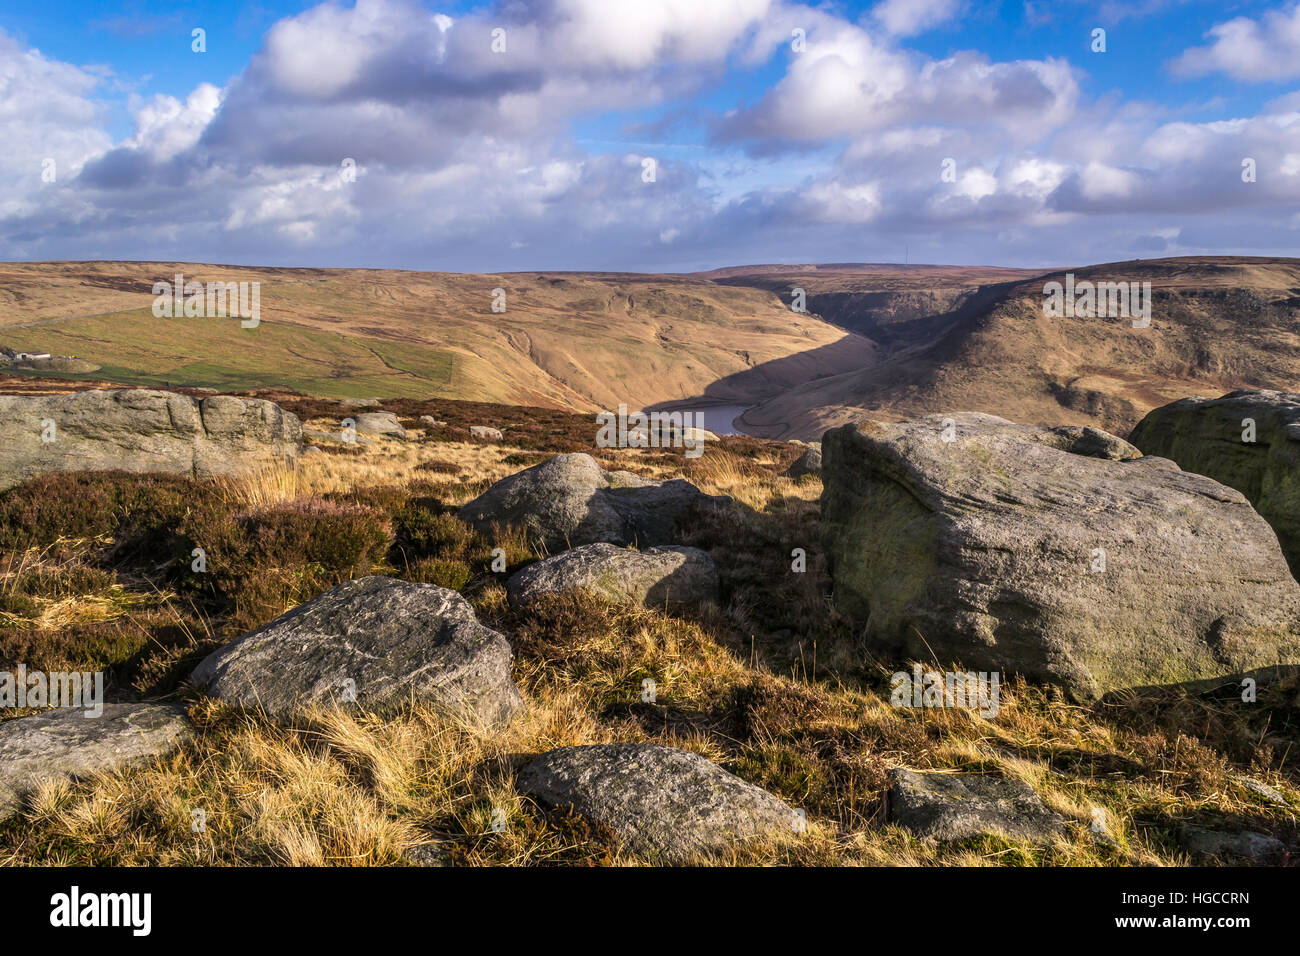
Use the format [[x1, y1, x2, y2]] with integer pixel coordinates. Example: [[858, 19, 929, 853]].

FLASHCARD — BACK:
[[0, 309, 456, 398], [0, 397, 1296, 866]]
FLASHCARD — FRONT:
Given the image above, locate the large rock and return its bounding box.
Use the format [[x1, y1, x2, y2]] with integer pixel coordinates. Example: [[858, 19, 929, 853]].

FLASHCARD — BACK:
[[469, 425, 503, 442], [458, 453, 722, 553], [0, 703, 191, 821], [821, 413, 1300, 699], [0, 389, 301, 490], [888, 768, 1067, 843], [517, 744, 796, 862], [1129, 390, 1300, 573], [506, 542, 719, 610], [351, 411, 406, 439], [190, 576, 521, 726]]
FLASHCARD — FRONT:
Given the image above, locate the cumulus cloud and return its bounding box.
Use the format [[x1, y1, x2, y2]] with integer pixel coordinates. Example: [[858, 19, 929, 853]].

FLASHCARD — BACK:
[[714, 16, 1079, 147], [0, 30, 112, 217], [1170, 2, 1300, 82]]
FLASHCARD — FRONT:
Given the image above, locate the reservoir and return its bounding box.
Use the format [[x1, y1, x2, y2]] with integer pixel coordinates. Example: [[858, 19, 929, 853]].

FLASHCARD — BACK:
[[649, 403, 753, 436]]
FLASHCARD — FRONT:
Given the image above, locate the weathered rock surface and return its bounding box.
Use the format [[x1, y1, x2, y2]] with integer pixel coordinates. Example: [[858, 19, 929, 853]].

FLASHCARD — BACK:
[[459, 453, 723, 553], [403, 841, 449, 867], [888, 768, 1067, 843], [0, 703, 191, 821], [190, 576, 521, 726], [469, 425, 503, 441], [821, 413, 1300, 699], [0, 389, 301, 490], [1181, 826, 1286, 862], [517, 744, 796, 862], [783, 442, 822, 478], [1034, 424, 1142, 461], [351, 411, 406, 439], [419, 416, 448, 428], [1130, 390, 1300, 572], [507, 542, 719, 610], [338, 397, 381, 408]]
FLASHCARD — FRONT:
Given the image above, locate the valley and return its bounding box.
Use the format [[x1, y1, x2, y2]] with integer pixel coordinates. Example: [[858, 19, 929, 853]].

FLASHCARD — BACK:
[[2, 257, 1298, 442]]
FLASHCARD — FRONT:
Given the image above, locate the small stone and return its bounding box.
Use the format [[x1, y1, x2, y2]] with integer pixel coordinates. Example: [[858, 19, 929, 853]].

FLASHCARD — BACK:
[[1182, 826, 1286, 862], [888, 768, 1068, 843]]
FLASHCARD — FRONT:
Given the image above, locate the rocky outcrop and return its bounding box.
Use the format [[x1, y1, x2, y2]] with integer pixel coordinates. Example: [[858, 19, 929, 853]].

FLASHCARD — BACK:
[[517, 744, 796, 862], [888, 768, 1067, 843], [469, 425, 503, 441], [506, 543, 719, 610], [0, 703, 191, 821], [0, 389, 300, 490], [458, 453, 723, 553], [1129, 390, 1300, 572], [190, 577, 521, 726], [821, 413, 1300, 699]]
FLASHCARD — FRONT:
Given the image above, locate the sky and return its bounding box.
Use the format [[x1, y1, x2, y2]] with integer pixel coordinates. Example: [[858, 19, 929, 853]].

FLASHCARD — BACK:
[[1, 0, 1299, 272]]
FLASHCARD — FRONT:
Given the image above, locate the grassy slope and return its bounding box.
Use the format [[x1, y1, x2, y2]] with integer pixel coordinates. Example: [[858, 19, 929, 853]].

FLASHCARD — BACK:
[[0, 262, 876, 411], [0, 308, 455, 398], [0, 392, 1295, 866]]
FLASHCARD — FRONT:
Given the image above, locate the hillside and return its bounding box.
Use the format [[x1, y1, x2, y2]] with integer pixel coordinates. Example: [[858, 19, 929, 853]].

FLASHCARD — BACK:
[[726, 257, 1300, 439], [4, 257, 1299, 443], [0, 261, 876, 413], [699, 262, 1044, 346]]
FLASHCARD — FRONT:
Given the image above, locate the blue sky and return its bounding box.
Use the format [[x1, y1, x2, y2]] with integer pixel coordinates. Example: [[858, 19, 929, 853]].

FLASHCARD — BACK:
[[2, 0, 1299, 271]]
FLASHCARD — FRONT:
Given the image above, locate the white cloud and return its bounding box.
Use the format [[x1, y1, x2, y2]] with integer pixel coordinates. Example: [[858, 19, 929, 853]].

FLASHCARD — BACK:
[[1170, 2, 1300, 82], [1005, 158, 1068, 199], [1077, 161, 1140, 200], [717, 19, 1079, 145], [872, 0, 963, 37], [121, 84, 222, 160], [954, 166, 998, 200], [0, 29, 112, 217], [801, 181, 883, 223]]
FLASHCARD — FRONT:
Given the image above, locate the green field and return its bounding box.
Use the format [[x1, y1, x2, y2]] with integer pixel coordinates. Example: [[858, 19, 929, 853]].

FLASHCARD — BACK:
[[1, 309, 456, 398]]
